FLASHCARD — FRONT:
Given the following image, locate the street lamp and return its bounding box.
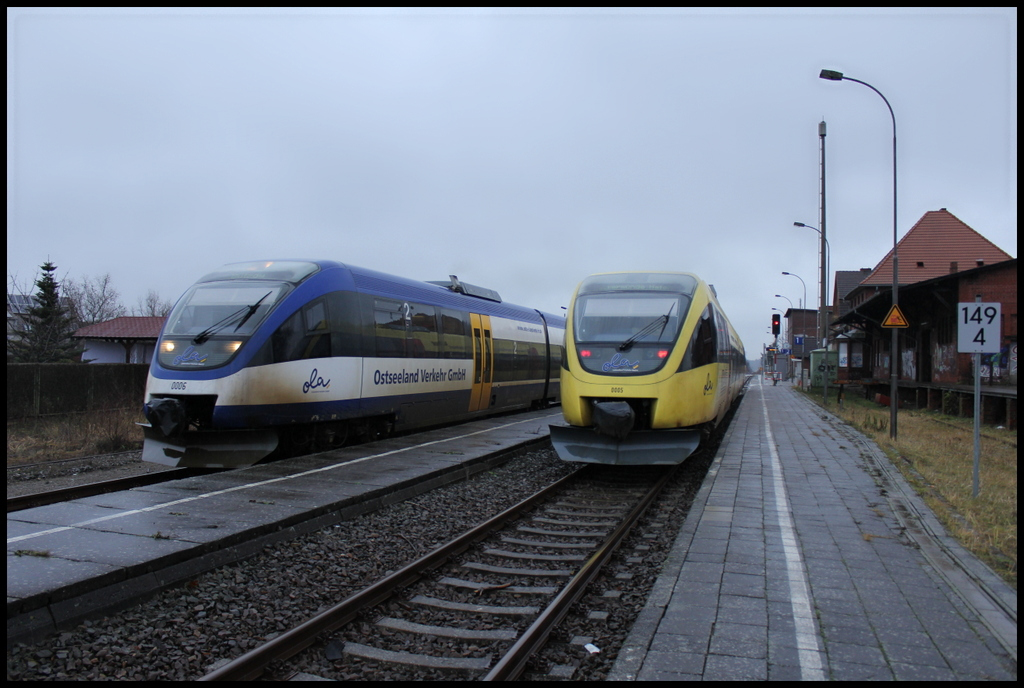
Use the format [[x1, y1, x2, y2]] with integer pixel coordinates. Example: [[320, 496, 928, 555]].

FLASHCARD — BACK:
[[782, 271, 808, 360], [820, 68, 899, 439], [781, 271, 807, 311], [793, 223, 831, 346]]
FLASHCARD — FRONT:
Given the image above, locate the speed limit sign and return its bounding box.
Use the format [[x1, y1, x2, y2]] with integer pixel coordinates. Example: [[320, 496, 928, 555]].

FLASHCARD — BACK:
[[958, 302, 1001, 353]]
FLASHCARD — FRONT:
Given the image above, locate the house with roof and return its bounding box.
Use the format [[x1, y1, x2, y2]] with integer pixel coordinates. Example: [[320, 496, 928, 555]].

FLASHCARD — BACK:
[[73, 316, 166, 364], [830, 209, 1016, 425], [778, 307, 819, 381], [7, 293, 36, 338]]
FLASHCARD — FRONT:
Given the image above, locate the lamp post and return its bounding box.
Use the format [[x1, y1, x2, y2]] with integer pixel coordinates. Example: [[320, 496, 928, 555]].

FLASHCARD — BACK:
[[793, 223, 830, 348], [781, 272, 807, 311], [819, 68, 899, 439], [782, 271, 808, 378]]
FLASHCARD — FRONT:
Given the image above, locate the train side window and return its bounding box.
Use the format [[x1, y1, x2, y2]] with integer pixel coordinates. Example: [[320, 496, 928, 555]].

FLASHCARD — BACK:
[[302, 300, 331, 359], [482, 328, 492, 383], [681, 306, 717, 370], [698, 308, 717, 366], [372, 300, 439, 358], [327, 291, 363, 357], [473, 327, 483, 383], [272, 298, 331, 362], [305, 300, 326, 332], [440, 309, 470, 359], [408, 303, 439, 359], [272, 311, 302, 363], [716, 308, 730, 361], [374, 300, 408, 358]]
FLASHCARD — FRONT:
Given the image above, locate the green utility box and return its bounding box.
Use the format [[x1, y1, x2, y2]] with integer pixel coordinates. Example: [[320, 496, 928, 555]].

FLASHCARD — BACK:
[[810, 349, 838, 388]]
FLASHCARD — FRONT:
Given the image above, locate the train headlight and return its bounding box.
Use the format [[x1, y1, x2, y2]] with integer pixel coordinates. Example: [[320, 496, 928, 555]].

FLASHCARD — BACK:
[[225, 341, 243, 353], [161, 340, 175, 353]]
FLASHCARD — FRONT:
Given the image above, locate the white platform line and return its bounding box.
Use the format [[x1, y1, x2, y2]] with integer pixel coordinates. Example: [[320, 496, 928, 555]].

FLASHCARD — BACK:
[[759, 381, 826, 680]]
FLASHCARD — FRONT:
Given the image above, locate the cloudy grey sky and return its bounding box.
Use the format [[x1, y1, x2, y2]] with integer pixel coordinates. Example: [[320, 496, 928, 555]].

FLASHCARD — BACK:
[[7, 8, 1017, 355]]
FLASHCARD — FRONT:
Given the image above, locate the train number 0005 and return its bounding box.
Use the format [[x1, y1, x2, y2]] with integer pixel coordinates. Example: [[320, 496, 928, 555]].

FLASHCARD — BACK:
[[610, 387, 624, 394], [170, 381, 187, 390]]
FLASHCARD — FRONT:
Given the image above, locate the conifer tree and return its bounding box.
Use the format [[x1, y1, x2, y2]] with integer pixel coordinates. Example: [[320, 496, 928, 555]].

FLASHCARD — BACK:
[[8, 261, 83, 363]]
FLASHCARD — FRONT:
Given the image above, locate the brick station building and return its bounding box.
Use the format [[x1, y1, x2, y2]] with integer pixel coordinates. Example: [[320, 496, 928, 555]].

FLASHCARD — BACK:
[[829, 209, 1016, 427]]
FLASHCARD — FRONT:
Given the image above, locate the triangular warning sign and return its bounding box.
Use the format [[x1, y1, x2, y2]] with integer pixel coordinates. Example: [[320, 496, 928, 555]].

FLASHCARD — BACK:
[[882, 304, 910, 328]]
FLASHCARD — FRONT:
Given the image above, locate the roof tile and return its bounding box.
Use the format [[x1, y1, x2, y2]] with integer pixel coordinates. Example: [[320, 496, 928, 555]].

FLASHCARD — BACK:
[[860, 209, 1013, 287], [74, 316, 166, 339]]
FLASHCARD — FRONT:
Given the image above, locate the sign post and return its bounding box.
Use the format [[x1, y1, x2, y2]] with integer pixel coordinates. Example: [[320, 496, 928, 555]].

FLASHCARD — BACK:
[[958, 299, 1001, 498], [880, 303, 909, 428]]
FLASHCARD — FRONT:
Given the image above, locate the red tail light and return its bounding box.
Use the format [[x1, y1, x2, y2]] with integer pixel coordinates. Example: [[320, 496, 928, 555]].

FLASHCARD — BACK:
[[580, 350, 592, 357], [657, 350, 669, 359]]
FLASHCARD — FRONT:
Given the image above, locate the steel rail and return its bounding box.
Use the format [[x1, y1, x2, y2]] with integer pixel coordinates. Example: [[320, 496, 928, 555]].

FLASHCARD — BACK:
[[483, 464, 677, 681], [199, 469, 582, 681]]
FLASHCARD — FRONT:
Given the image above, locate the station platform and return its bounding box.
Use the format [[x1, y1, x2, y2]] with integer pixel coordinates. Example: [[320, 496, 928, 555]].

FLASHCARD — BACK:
[[609, 379, 1016, 680], [7, 408, 561, 646]]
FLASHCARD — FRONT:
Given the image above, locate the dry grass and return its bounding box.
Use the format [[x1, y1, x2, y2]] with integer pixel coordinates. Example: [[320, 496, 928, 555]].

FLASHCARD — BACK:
[[799, 387, 1017, 589], [6, 408, 145, 466]]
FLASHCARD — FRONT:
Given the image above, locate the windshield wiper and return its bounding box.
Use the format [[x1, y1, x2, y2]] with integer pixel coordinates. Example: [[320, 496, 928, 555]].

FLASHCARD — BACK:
[[192, 291, 272, 345], [233, 291, 272, 332], [617, 303, 676, 352]]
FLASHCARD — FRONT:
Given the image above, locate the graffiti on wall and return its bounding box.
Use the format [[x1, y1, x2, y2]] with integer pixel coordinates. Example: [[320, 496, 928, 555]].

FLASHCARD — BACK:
[[902, 348, 916, 381], [932, 343, 958, 382]]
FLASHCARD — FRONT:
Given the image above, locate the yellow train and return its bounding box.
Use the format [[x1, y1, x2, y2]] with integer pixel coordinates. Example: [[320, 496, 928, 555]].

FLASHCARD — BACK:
[[551, 272, 746, 465]]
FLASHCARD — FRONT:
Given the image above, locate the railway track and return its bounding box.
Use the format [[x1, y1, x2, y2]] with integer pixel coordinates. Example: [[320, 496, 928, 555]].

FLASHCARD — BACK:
[[200, 464, 676, 681], [6, 467, 214, 512]]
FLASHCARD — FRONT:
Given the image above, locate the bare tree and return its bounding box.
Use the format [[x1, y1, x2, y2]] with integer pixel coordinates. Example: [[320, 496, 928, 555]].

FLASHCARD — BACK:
[[8, 271, 33, 297], [64, 273, 127, 325], [133, 289, 173, 317]]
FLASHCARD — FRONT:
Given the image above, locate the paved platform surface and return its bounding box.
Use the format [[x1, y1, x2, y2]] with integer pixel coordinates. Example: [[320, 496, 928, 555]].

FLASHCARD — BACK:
[[7, 408, 561, 645], [610, 379, 1016, 681]]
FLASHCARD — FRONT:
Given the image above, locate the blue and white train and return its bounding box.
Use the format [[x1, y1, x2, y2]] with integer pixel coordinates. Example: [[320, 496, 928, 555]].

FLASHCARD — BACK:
[[141, 260, 564, 467]]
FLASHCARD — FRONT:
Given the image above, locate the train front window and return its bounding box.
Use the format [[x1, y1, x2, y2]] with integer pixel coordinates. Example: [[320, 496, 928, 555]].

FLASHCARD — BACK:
[[573, 293, 692, 375], [165, 282, 288, 339], [575, 295, 688, 345]]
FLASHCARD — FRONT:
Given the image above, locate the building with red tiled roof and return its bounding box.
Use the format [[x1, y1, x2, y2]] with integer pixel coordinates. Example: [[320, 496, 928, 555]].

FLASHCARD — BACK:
[[847, 208, 1013, 310], [73, 316, 166, 363], [828, 210, 1015, 424]]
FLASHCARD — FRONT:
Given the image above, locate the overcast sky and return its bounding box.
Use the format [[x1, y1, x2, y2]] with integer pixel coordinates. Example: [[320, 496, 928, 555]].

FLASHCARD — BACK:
[[7, 8, 1017, 356]]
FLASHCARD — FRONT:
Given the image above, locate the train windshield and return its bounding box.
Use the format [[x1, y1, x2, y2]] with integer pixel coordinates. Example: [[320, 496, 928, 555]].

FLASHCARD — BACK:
[[574, 294, 691, 345], [164, 282, 289, 339]]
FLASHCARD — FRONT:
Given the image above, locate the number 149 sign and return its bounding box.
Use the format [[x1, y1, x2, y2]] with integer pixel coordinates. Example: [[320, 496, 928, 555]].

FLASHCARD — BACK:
[[958, 302, 1001, 353]]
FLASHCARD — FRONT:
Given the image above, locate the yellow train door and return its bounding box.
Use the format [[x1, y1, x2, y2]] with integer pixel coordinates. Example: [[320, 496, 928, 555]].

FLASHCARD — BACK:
[[469, 313, 493, 412]]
